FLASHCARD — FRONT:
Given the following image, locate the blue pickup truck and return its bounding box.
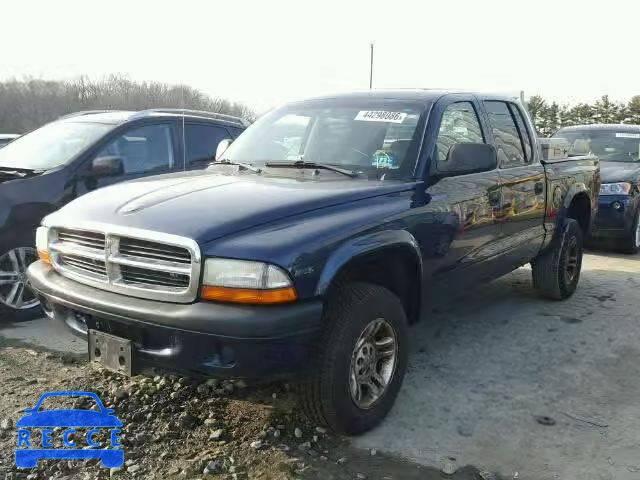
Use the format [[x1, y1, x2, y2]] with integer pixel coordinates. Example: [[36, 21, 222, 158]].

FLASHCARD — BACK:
[[28, 90, 599, 434]]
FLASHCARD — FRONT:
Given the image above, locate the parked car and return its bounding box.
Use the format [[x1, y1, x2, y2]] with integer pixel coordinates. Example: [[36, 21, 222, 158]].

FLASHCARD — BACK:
[[29, 90, 599, 434], [556, 124, 640, 252], [0, 134, 20, 148], [0, 109, 247, 320]]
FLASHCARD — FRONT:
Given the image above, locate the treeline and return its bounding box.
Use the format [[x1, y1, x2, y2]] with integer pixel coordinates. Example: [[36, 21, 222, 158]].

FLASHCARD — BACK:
[[528, 94, 640, 137], [0, 75, 255, 133]]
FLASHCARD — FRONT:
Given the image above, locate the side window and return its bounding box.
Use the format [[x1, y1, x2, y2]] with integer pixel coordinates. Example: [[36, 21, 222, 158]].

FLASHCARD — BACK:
[[435, 102, 484, 162], [485, 101, 527, 168], [184, 124, 230, 168], [94, 124, 174, 174], [510, 104, 533, 162]]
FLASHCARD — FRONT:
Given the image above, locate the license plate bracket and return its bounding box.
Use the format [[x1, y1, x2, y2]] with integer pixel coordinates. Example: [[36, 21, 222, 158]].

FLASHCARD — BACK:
[[88, 329, 134, 376]]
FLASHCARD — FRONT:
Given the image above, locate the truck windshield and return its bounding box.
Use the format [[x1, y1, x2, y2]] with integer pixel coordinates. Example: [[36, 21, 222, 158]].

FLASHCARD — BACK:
[[220, 99, 426, 178], [556, 129, 640, 163], [0, 121, 113, 170]]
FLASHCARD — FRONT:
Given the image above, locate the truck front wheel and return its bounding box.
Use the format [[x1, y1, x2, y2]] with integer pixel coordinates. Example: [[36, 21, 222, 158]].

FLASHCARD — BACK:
[[300, 282, 408, 435], [531, 218, 583, 300]]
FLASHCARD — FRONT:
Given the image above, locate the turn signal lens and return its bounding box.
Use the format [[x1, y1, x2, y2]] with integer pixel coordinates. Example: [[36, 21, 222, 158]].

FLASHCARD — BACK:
[[35, 226, 51, 265], [201, 285, 298, 304], [37, 250, 52, 265]]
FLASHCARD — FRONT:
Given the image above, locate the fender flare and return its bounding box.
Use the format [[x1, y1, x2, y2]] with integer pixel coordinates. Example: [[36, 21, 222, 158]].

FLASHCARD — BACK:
[[314, 229, 423, 296], [554, 183, 591, 230]]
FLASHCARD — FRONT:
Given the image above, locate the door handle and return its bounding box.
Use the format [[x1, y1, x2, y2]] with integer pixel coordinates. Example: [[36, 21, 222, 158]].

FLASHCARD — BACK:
[[534, 182, 544, 195]]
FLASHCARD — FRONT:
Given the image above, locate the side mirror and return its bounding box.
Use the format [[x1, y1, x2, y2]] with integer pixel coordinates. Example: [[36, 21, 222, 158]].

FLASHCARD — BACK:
[[214, 139, 233, 161], [90, 155, 124, 178], [437, 143, 497, 177]]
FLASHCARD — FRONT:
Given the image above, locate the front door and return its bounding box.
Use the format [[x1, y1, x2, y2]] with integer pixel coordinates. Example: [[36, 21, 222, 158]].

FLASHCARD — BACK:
[[416, 98, 504, 286], [76, 122, 179, 195]]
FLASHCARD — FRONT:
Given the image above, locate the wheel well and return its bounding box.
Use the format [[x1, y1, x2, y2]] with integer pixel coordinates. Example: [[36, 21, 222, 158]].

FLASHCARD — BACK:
[[328, 247, 422, 324], [566, 193, 591, 235]]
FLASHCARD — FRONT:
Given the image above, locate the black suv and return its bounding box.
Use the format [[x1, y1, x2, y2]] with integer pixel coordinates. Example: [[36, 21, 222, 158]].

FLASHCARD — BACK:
[[0, 109, 247, 320]]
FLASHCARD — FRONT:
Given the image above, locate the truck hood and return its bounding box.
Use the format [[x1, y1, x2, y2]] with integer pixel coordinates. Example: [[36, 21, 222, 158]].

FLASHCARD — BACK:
[[46, 170, 413, 244], [600, 162, 640, 183]]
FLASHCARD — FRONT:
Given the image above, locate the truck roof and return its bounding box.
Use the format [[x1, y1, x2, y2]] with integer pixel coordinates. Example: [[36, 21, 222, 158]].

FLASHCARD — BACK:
[[558, 123, 640, 132], [305, 89, 520, 104]]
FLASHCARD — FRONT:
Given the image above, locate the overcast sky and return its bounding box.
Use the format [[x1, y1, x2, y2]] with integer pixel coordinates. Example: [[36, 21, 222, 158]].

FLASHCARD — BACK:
[[1, 0, 637, 113]]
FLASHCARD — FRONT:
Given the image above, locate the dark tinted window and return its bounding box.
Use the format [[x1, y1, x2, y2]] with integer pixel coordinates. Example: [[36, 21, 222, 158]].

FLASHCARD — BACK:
[[94, 124, 174, 174], [510, 105, 533, 162], [435, 102, 484, 162], [185, 124, 230, 168], [485, 101, 526, 168]]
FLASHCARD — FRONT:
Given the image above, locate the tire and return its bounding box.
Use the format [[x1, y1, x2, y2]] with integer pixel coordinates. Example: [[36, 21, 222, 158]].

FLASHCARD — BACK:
[[619, 208, 640, 254], [531, 218, 583, 300], [0, 244, 42, 321], [300, 282, 408, 435]]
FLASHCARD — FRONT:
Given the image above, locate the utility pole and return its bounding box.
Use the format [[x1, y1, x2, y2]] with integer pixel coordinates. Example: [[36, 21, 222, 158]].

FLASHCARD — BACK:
[[369, 42, 374, 89]]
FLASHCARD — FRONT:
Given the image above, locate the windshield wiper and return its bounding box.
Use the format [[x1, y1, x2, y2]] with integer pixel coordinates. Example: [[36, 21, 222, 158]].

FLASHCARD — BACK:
[[264, 160, 359, 178], [208, 160, 262, 174], [0, 166, 45, 177]]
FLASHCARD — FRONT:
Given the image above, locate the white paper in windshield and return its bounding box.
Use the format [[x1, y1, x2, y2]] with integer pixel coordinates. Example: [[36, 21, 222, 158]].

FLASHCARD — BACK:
[[615, 132, 640, 139], [355, 111, 408, 123]]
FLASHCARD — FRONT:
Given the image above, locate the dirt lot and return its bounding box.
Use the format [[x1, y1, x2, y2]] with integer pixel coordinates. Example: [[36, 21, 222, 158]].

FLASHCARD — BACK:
[[1, 251, 639, 480]]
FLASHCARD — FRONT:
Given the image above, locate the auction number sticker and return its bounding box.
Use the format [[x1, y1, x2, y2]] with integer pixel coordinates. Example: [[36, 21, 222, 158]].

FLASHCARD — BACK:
[[355, 111, 407, 123], [615, 132, 640, 138]]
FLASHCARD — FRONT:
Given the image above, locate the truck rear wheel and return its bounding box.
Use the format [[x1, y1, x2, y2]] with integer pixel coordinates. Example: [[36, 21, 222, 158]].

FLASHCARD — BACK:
[[531, 218, 583, 300], [300, 282, 408, 435]]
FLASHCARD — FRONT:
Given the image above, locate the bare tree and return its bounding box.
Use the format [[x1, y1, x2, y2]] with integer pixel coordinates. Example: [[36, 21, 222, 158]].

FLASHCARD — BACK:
[[0, 76, 255, 133]]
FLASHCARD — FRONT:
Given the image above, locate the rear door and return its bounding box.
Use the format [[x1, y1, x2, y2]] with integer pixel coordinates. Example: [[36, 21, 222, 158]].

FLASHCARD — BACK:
[[483, 100, 546, 264], [182, 123, 234, 170]]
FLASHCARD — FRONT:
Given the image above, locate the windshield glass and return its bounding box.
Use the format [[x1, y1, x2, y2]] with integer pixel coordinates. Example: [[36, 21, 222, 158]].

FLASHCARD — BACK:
[[0, 121, 114, 170], [221, 99, 426, 178], [556, 129, 640, 162]]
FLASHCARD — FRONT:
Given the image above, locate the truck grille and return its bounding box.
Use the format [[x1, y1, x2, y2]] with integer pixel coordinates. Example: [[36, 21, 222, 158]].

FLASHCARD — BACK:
[[49, 226, 201, 303]]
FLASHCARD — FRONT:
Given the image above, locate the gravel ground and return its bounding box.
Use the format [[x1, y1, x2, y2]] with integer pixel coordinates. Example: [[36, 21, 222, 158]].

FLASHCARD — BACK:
[[1, 250, 638, 479]]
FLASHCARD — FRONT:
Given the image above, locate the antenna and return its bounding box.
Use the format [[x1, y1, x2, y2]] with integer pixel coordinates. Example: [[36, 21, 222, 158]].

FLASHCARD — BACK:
[[369, 42, 374, 89]]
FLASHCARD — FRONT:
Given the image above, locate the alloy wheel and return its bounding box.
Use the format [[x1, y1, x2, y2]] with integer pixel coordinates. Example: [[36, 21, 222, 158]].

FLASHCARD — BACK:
[[564, 236, 579, 284], [349, 317, 398, 409], [0, 247, 39, 310]]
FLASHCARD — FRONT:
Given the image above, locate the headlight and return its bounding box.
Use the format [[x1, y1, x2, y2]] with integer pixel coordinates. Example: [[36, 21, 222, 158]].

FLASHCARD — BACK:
[[35, 226, 51, 265], [201, 258, 297, 304], [600, 182, 632, 195]]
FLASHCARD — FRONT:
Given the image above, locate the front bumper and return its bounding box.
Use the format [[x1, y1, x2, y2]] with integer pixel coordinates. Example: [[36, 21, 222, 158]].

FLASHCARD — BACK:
[[28, 261, 324, 378], [590, 195, 638, 239]]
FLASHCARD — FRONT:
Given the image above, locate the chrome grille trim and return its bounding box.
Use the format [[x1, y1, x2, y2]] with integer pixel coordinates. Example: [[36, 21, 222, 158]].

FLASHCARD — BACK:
[[46, 222, 201, 303]]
